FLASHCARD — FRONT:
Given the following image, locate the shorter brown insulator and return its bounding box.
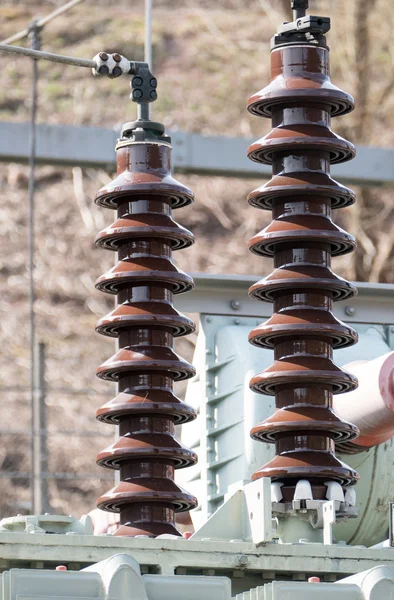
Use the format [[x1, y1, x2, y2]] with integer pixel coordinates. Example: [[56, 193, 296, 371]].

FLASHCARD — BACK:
[[95, 123, 198, 536]]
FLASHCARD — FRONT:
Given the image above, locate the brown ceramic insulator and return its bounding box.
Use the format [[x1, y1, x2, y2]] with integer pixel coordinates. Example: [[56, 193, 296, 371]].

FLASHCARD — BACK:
[[94, 129, 198, 536], [247, 42, 360, 494]]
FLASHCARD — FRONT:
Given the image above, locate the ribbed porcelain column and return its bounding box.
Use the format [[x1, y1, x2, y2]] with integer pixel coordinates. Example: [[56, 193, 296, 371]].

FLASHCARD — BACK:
[[247, 43, 360, 500], [94, 124, 198, 536]]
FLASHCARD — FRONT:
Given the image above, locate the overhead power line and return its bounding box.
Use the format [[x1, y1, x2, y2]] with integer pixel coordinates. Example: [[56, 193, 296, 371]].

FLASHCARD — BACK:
[[0, 43, 96, 69], [1, 0, 86, 45]]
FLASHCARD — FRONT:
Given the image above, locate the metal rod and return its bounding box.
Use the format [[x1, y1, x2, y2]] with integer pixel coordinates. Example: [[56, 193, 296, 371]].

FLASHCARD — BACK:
[[33, 342, 50, 513], [2, 0, 86, 45], [0, 44, 95, 69], [137, 103, 150, 120], [145, 0, 153, 68], [144, 0, 152, 119], [292, 0, 308, 20], [28, 22, 39, 519]]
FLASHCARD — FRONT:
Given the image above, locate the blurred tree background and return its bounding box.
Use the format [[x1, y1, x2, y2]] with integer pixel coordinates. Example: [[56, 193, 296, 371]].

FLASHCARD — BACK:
[[0, 0, 393, 517]]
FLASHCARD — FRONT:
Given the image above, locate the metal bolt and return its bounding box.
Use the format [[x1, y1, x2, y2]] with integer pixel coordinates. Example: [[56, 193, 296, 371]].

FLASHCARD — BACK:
[[113, 66, 122, 78], [234, 319, 240, 325], [133, 76, 143, 87], [112, 53, 122, 63], [238, 555, 248, 567], [150, 90, 158, 100], [230, 299, 240, 310], [98, 65, 109, 75], [150, 77, 158, 88], [344, 306, 355, 316], [390, 327, 394, 333], [206, 317, 212, 323], [99, 52, 108, 61], [133, 89, 143, 100]]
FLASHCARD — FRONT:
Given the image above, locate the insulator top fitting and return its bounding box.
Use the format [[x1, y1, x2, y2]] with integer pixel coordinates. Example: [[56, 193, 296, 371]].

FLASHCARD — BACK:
[[130, 63, 158, 104], [117, 120, 170, 146], [273, 0, 330, 48]]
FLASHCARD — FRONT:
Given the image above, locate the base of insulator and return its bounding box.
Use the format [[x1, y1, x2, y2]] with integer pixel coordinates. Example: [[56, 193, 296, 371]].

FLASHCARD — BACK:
[[111, 504, 182, 537], [113, 523, 182, 537]]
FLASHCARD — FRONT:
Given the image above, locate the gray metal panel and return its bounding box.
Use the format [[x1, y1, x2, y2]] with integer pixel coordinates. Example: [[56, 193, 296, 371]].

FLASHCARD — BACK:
[[181, 315, 394, 546], [0, 530, 394, 580], [175, 274, 394, 325], [171, 131, 270, 179], [1, 121, 394, 185], [334, 144, 394, 187], [1, 122, 118, 169]]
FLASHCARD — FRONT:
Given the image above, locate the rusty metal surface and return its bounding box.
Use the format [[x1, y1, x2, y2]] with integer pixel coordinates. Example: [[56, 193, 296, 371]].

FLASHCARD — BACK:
[[247, 41, 360, 497], [95, 129, 197, 536]]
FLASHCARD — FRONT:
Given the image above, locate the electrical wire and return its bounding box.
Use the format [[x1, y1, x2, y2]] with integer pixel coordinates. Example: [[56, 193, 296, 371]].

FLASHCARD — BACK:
[[0, 43, 95, 68], [145, 0, 152, 68], [144, 0, 152, 119], [1, 0, 86, 45]]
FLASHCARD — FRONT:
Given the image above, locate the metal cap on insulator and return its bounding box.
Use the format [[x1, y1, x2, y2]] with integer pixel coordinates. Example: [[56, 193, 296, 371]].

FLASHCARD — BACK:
[[121, 120, 165, 137], [273, 0, 330, 48]]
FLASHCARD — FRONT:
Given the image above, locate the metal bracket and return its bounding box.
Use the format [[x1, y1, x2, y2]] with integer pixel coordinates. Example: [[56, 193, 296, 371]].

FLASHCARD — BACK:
[[272, 479, 358, 530], [92, 54, 158, 114], [190, 478, 273, 545], [323, 501, 336, 545], [130, 63, 157, 103], [273, 1, 330, 48], [28, 19, 41, 52], [389, 502, 394, 547], [278, 15, 330, 36], [385, 325, 394, 350]]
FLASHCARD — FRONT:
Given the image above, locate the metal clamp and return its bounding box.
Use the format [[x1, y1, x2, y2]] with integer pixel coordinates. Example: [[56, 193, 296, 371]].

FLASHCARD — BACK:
[[92, 53, 158, 106], [278, 15, 330, 36], [92, 52, 131, 78]]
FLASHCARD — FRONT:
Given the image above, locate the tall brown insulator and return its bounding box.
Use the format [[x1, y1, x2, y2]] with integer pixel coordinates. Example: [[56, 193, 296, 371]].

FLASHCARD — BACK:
[[247, 12, 360, 500], [94, 120, 198, 536]]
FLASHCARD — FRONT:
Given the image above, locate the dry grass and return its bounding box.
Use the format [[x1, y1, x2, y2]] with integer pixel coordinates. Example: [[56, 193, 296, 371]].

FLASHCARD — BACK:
[[0, 0, 393, 517]]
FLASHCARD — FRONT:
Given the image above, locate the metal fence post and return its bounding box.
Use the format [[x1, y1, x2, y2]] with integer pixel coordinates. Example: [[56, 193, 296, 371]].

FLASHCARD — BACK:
[[32, 341, 50, 514]]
